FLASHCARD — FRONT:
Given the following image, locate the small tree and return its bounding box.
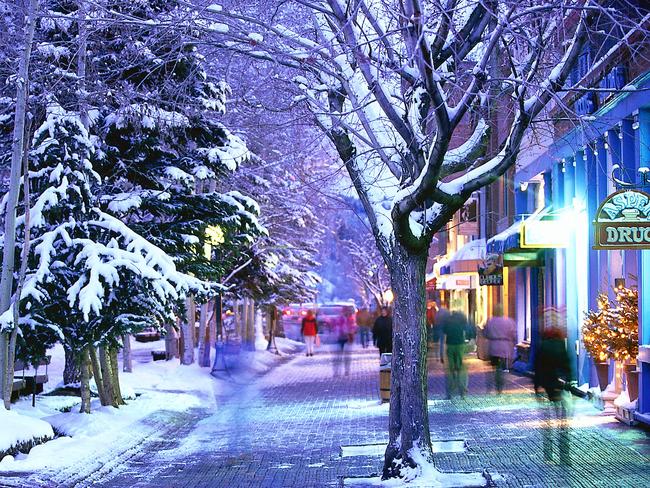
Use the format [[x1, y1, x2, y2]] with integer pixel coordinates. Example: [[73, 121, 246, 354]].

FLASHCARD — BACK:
[[582, 286, 639, 364], [582, 293, 615, 363]]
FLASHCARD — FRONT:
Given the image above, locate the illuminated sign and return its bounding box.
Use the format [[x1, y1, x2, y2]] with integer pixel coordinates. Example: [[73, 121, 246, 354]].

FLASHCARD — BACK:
[[593, 189, 650, 250], [520, 219, 569, 248]]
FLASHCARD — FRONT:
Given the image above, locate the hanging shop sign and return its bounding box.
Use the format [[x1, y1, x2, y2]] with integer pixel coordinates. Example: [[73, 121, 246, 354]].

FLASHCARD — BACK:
[[478, 253, 503, 286], [458, 195, 479, 236], [593, 189, 650, 249]]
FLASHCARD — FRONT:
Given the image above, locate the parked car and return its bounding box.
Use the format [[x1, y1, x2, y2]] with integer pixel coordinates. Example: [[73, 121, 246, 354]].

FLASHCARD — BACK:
[[316, 302, 357, 343], [280, 303, 318, 340]]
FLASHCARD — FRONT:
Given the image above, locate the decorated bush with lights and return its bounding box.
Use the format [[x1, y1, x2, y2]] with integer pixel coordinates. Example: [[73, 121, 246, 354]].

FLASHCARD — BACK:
[[582, 286, 638, 363], [610, 286, 639, 362]]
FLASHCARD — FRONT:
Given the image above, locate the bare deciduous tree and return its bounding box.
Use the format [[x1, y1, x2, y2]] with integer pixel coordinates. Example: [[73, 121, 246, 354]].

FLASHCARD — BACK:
[[0, 0, 38, 410], [200, 0, 642, 480]]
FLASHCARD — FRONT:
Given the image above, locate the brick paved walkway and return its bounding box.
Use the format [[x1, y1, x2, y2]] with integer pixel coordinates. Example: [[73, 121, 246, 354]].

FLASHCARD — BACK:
[[4, 346, 650, 488]]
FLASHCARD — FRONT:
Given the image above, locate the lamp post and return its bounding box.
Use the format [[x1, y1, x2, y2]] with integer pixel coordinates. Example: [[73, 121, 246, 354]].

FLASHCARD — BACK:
[[204, 225, 228, 375]]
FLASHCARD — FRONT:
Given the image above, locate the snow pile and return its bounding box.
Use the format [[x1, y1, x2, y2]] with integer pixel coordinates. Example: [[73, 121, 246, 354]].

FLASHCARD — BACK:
[[0, 409, 54, 457], [0, 338, 219, 471], [346, 444, 486, 487], [614, 391, 637, 410], [0, 335, 301, 475]]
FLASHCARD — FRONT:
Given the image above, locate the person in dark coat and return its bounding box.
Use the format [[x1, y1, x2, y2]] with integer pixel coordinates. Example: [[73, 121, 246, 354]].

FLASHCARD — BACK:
[[372, 307, 392, 356], [534, 326, 572, 465]]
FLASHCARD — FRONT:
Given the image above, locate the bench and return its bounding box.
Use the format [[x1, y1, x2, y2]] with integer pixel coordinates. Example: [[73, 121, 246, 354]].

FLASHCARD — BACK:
[[11, 378, 26, 402], [135, 328, 161, 343], [151, 350, 167, 361], [13, 357, 50, 404]]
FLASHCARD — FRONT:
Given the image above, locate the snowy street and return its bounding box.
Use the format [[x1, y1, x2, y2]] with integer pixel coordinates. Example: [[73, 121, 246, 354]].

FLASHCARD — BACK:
[[2, 343, 649, 488]]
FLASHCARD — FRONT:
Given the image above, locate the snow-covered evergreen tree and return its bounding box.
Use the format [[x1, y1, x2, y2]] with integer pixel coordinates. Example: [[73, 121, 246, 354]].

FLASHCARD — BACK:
[[90, 0, 265, 280], [4, 101, 206, 410], [0, 0, 265, 381]]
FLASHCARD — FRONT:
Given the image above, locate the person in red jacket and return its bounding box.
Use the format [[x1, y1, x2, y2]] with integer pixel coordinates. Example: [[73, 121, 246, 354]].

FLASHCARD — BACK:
[[301, 310, 318, 356]]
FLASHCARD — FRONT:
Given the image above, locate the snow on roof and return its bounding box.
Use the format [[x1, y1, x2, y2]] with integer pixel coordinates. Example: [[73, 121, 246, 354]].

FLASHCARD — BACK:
[[447, 239, 485, 274], [486, 220, 522, 254], [450, 238, 485, 262]]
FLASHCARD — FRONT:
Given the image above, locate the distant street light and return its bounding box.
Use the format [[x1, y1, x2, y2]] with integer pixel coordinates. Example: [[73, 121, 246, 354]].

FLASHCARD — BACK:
[[383, 289, 394, 304]]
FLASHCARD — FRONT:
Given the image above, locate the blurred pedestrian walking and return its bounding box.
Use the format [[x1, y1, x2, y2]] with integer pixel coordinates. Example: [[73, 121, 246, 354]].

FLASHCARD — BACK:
[[484, 306, 516, 393], [372, 307, 393, 356], [345, 307, 357, 345], [301, 309, 318, 357], [333, 313, 354, 376], [534, 325, 573, 466], [440, 310, 469, 399], [426, 302, 440, 359], [356, 307, 373, 348]]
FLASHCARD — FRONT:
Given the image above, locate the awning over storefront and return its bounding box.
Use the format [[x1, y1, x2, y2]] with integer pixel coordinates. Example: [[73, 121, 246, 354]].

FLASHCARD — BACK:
[[437, 274, 477, 290], [486, 210, 552, 267], [446, 238, 485, 274], [486, 220, 522, 254]]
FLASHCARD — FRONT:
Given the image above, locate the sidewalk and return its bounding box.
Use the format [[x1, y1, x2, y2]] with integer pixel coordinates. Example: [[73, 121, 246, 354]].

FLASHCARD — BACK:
[[4, 346, 650, 487]]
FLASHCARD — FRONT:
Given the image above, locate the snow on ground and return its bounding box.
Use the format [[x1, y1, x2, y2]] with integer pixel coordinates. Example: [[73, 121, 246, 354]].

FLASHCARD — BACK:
[[0, 409, 54, 454], [1, 335, 300, 473], [346, 444, 487, 487]]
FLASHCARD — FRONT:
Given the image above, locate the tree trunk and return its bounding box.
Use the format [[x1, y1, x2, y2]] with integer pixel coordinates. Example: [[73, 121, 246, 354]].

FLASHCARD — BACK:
[[110, 347, 124, 406], [98, 346, 115, 407], [266, 305, 279, 354], [165, 322, 179, 360], [266, 307, 273, 349], [383, 243, 432, 479], [232, 299, 239, 338], [3, 327, 19, 408], [198, 302, 210, 367], [275, 303, 286, 338], [240, 298, 247, 347], [209, 299, 216, 346], [79, 348, 91, 414], [242, 298, 252, 350], [122, 335, 132, 373], [181, 297, 195, 365], [89, 346, 108, 406], [0, 0, 38, 411], [63, 346, 81, 385], [249, 299, 256, 350]]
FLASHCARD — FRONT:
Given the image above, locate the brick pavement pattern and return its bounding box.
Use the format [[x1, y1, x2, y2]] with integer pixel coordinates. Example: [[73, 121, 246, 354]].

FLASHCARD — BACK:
[[3, 346, 650, 488]]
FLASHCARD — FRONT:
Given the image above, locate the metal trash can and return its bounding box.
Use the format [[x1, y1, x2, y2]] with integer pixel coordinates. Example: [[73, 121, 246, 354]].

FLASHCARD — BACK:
[[379, 353, 392, 403]]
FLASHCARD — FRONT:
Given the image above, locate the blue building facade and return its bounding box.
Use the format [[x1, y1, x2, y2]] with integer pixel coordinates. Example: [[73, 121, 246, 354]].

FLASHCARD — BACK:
[[512, 63, 650, 424]]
